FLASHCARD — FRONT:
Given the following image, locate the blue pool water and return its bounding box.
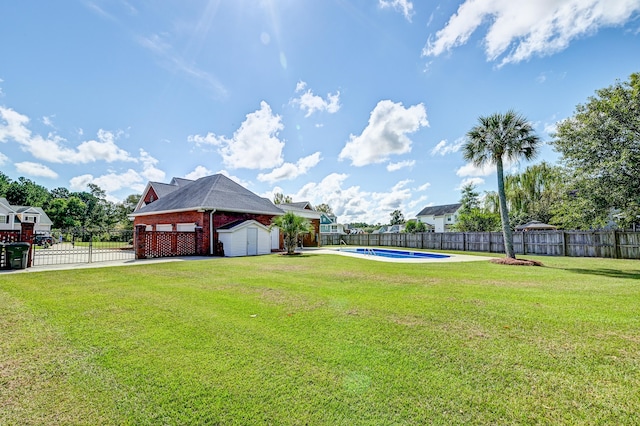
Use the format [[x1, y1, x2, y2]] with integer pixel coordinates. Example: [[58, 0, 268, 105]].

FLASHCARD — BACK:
[[338, 248, 450, 259]]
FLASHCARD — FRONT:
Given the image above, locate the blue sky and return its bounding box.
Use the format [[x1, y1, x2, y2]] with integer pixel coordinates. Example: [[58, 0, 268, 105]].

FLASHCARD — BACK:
[[1, 1, 639, 224]]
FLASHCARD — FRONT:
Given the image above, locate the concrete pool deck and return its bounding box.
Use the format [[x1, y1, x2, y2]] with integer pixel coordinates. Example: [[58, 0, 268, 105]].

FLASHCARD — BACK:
[[1, 248, 497, 273], [302, 247, 497, 263]]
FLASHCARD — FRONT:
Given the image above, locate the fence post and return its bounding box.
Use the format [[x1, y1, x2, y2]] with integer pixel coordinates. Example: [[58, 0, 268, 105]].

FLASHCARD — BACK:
[[135, 225, 147, 259], [195, 226, 205, 255], [613, 230, 620, 259], [20, 222, 35, 267], [561, 231, 568, 256]]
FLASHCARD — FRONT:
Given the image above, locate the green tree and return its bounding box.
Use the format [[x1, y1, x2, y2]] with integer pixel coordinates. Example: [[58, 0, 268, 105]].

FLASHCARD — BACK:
[[458, 183, 480, 214], [270, 212, 312, 255], [464, 111, 540, 258], [389, 209, 405, 225], [113, 194, 141, 229], [5, 177, 51, 207], [552, 73, 640, 229], [0, 172, 11, 197], [314, 203, 333, 214], [273, 193, 292, 205], [47, 196, 86, 228], [404, 219, 427, 233], [453, 183, 501, 232]]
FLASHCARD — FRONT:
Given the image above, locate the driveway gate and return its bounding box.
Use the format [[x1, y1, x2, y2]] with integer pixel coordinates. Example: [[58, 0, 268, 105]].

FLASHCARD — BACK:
[[32, 228, 134, 267]]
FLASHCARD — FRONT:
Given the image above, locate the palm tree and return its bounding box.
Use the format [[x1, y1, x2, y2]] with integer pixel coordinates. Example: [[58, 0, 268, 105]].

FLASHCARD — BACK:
[[463, 110, 540, 259], [271, 211, 312, 255]]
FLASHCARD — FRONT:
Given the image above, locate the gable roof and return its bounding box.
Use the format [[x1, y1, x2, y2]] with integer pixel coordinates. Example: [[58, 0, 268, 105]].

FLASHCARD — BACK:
[[279, 201, 313, 210], [0, 198, 52, 225], [416, 203, 462, 217], [132, 174, 283, 217], [278, 202, 321, 220], [0, 197, 15, 212]]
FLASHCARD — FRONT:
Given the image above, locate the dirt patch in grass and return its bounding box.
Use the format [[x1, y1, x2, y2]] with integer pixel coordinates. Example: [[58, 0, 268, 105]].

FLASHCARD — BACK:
[[490, 257, 544, 266]]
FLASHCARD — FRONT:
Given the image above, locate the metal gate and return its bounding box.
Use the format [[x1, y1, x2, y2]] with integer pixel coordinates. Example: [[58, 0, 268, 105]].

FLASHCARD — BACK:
[[32, 228, 134, 267]]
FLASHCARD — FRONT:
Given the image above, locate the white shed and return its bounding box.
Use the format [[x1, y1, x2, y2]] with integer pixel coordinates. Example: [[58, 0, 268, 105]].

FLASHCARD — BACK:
[[217, 220, 272, 257]]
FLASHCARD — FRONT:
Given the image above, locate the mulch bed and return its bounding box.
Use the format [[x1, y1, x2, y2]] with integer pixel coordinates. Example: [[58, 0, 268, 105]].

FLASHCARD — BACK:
[[490, 257, 544, 266]]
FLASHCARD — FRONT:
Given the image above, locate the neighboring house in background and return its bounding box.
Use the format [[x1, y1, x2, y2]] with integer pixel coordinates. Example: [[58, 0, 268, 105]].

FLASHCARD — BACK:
[[319, 213, 345, 235], [371, 226, 388, 234], [131, 174, 284, 257], [386, 224, 405, 233], [0, 197, 53, 233], [277, 202, 321, 247], [416, 203, 462, 233]]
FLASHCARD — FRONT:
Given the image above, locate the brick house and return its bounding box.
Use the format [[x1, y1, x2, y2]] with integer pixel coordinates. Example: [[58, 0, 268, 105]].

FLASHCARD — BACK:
[[131, 174, 284, 257]]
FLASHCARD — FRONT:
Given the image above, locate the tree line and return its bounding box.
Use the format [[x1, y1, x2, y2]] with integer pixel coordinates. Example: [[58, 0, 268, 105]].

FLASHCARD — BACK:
[[0, 174, 140, 230]]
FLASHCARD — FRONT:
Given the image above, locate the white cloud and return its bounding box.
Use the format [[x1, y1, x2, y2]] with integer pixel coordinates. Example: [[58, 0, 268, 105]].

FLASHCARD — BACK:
[[188, 101, 285, 170], [289, 173, 420, 224], [423, 0, 640, 65], [42, 115, 55, 128], [0, 106, 134, 164], [543, 120, 558, 136], [409, 195, 428, 209], [257, 152, 322, 183], [291, 81, 341, 117], [431, 137, 464, 156], [183, 165, 213, 180], [387, 160, 415, 171], [138, 149, 166, 181], [457, 157, 519, 178], [457, 177, 485, 189], [379, 0, 415, 22], [339, 100, 428, 166], [0, 152, 7, 165], [456, 162, 495, 177], [70, 169, 144, 193], [417, 182, 431, 191], [215, 169, 251, 188], [15, 162, 58, 179]]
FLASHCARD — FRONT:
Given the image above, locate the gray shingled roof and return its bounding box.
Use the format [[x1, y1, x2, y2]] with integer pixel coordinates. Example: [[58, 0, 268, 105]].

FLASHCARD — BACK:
[[133, 174, 283, 216], [279, 201, 312, 210], [416, 203, 462, 217], [149, 181, 183, 198]]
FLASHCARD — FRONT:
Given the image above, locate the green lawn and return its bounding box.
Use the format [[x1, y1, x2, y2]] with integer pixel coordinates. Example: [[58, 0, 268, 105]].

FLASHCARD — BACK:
[[1, 254, 639, 425]]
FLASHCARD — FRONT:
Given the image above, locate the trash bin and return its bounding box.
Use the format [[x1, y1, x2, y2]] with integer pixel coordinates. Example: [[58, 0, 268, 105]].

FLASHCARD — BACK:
[[5, 242, 30, 269]]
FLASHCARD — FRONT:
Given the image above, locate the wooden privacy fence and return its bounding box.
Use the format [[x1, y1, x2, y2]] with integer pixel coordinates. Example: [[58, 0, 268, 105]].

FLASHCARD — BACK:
[[321, 231, 640, 259]]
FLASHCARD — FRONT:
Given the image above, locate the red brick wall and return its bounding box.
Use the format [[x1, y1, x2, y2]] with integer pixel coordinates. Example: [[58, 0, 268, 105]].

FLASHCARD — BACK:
[[134, 210, 276, 255], [143, 187, 159, 204]]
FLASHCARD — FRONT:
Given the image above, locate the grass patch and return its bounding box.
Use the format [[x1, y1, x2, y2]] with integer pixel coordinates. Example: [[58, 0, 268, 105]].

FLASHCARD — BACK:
[[1, 254, 639, 424]]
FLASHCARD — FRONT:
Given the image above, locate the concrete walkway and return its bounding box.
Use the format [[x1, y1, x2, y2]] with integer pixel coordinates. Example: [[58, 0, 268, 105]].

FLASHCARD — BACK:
[[1, 256, 214, 274]]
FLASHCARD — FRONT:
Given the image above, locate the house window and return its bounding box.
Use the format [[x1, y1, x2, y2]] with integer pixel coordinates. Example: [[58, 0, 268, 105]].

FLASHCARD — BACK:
[[447, 215, 452, 222], [0, 215, 8, 224], [176, 223, 196, 232], [156, 224, 172, 231]]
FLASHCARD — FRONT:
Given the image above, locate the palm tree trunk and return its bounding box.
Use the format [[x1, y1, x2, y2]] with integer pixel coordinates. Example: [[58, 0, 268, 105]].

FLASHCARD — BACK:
[[496, 159, 516, 258]]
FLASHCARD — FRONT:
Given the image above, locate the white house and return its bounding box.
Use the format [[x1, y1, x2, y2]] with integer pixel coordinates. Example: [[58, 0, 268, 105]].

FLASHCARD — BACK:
[[416, 203, 462, 233], [0, 197, 53, 233], [319, 212, 345, 235]]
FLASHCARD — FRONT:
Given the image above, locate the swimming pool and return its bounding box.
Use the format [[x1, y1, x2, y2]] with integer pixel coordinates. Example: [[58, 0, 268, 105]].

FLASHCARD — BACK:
[[338, 247, 450, 259]]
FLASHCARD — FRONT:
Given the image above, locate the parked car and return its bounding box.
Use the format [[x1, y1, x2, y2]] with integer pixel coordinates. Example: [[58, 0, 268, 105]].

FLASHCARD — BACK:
[[34, 235, 54, 247]]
